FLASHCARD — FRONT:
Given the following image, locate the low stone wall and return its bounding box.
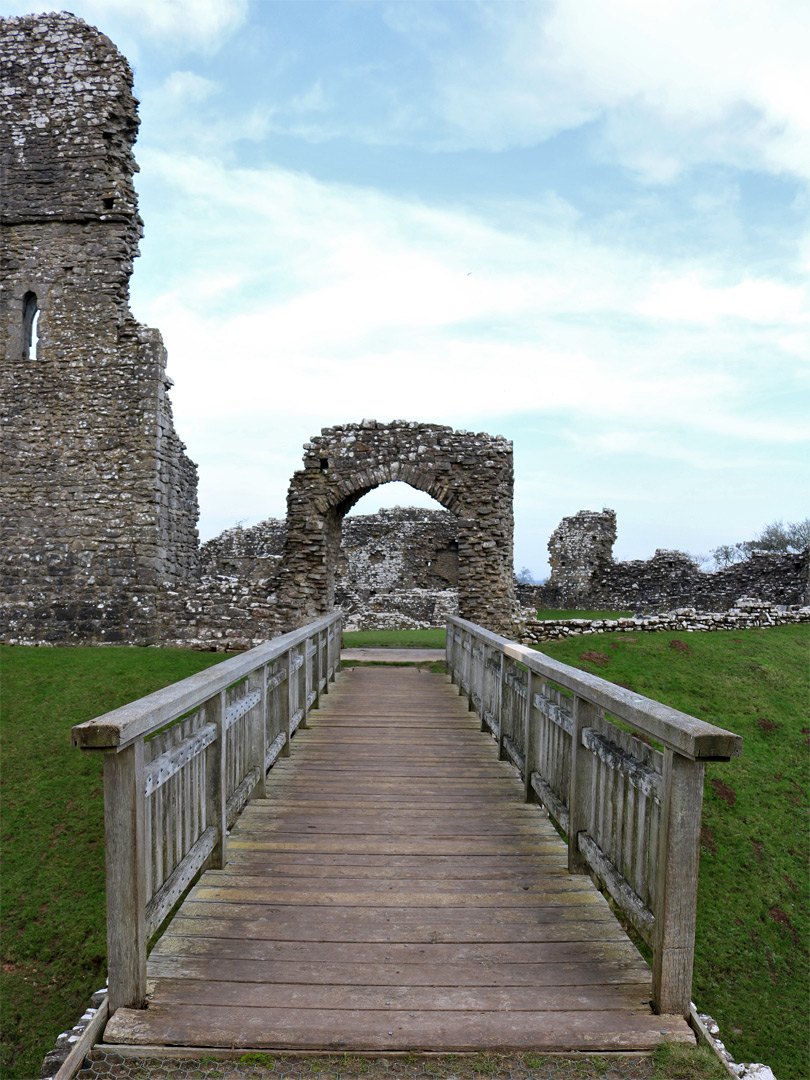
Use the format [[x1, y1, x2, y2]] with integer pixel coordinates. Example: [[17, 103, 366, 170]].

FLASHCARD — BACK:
[[518, 597, 810, 645]]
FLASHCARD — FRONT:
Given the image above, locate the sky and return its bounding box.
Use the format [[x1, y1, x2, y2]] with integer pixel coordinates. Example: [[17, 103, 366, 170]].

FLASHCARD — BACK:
[[5, 0, 809, 577]]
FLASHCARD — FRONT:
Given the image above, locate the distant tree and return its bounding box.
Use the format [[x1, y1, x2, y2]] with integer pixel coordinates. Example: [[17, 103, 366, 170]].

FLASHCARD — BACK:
[[516, 566, 536, 584], [686, 551, 713, 571], [711, 518, 810, 568]]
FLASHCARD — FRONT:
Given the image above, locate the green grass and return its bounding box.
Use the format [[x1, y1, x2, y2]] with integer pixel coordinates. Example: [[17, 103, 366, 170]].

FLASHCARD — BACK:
[[0, 645, 235, 1080], [343, 628, 446, 648], [535, 624, 809, 1080], [535, 609, 635, 620]]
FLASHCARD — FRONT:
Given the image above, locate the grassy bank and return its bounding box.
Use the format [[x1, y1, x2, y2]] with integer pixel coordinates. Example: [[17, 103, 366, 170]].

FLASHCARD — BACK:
[[536, 624, 809, 1080], [0, 646, 234, 1080], [2, 627, 806, 1078]]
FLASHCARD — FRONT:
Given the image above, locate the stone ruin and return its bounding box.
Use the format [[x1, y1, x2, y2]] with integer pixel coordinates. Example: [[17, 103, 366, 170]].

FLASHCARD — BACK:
[[0, 11, 517, 647], [2, 14, 805, 649], [273, 421, 515, 633], [0, 13, 198, 645], [200, 507, 459, 632], [518, 509, 809, 613], [172, 422, 516, 647]]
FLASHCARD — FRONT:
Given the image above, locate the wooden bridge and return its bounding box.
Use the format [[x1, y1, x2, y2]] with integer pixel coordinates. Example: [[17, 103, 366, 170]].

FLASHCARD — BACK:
[[71, 614, 742, 1060]]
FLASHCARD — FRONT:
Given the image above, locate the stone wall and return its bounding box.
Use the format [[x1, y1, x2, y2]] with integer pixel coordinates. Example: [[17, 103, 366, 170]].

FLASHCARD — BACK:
[[0, 13, 198, 645], [547, 509, 616, 601]]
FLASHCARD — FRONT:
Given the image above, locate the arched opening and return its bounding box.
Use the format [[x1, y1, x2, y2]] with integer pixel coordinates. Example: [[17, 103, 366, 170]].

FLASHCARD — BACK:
[[335, 483, 460, 629], [277, 421, 516, 634], [22, 291, 39, 359]]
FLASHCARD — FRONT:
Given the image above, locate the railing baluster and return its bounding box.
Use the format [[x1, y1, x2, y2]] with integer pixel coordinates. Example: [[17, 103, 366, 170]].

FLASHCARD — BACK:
[[205, 690, 227, 870], [523, 669, 535, 800]]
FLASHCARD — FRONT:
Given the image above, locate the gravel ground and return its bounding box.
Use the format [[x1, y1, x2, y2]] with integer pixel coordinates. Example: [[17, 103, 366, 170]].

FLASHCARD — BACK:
[[74, 1049, 671, 1080]]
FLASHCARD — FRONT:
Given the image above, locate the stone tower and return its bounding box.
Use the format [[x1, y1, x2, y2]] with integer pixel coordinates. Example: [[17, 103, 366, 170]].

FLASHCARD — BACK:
[[0, 14, 198, 643]]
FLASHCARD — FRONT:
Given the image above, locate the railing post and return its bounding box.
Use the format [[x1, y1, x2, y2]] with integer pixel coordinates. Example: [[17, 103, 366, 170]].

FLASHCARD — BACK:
[[205, 690, 227, 869], [104, 741, 147, 1011], [568, 696, 599, 870], [248, 664, 268, 799], [447, 623, 455, 686], [652, 748, 705, 1016], [523, 669, 535, 801]]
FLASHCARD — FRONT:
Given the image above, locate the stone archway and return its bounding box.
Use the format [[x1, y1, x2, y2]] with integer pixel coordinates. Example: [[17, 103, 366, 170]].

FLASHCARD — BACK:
[[275, 420, 517, 634]]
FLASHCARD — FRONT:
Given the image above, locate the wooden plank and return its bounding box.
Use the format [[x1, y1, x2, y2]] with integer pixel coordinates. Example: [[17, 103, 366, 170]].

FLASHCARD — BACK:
[[146, 956, 652, 986], [150, 937, 638, 963], [148, 979, 653, 1012], [106, 1004, 693, 1051]]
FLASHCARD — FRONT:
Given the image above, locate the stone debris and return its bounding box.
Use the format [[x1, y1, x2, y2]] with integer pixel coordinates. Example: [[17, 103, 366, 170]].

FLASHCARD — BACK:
[[40, 987, 106, 1079], [693, 1008, 777, 1080]]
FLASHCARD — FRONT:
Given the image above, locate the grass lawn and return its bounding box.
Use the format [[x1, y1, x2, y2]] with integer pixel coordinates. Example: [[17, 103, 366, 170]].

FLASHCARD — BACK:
[[0, 645, 235, 1080], [535, 624, 809, 1080], [343, 628, 446, 648]]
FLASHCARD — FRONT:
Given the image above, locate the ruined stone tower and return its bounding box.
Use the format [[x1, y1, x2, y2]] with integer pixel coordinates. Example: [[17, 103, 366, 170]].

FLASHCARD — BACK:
[[547, 508, 617, 604], [0, 14, 198, 643]]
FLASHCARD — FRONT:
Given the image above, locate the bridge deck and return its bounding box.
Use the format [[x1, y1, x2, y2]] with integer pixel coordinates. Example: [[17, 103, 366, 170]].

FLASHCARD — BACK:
[[104, 666, 693, 1052]]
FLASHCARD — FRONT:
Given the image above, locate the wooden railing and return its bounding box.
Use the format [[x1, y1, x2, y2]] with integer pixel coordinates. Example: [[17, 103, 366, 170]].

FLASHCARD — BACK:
[[446, 615, 742, 1018], [71, 613, 342, 1012]]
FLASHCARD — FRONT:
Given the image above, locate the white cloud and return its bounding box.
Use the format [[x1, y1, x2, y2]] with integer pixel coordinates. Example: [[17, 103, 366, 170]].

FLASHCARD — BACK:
[[130, 150, 807, 462], [639, 274, 809, 324], [75, 0, 248, 52], [381, 0, 810, 181]]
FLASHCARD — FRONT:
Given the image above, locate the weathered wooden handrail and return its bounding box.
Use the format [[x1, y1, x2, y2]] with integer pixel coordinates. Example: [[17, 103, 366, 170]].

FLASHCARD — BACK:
[[71, 612, 342, 1012], [446, 614, 742, 1018]]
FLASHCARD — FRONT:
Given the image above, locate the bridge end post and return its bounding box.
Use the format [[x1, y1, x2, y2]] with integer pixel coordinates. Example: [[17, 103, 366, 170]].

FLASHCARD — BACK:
[[652, 749, 705, 1017], [103, 742, 147, 1011]]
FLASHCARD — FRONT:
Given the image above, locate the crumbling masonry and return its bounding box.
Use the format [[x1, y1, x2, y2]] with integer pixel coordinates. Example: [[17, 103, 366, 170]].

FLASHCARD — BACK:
[[1, 13, 198, 644]]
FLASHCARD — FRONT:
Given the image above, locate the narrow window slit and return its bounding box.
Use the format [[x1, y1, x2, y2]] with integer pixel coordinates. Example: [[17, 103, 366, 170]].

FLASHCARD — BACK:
[[22, 292, 39, 359]]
